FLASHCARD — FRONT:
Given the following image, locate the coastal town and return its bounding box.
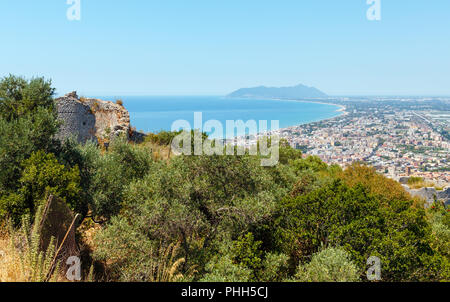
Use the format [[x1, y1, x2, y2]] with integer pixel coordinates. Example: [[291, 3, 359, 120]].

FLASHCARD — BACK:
[[235, 97, 450, 188]]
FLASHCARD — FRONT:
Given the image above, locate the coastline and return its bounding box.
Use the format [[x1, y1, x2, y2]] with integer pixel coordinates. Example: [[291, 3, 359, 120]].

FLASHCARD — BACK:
[[224, 95, 346, 113], [128, 96, 348, 138], [269, 99, 347, 135], [266, 97, 346, 112], [226, 97, 348, 140]]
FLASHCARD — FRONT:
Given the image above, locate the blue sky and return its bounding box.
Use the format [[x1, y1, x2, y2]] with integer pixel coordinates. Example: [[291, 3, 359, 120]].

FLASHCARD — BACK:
[[0, 0, 449, 96]]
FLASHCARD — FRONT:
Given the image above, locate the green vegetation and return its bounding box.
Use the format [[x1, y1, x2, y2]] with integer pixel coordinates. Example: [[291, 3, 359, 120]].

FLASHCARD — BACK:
[[0, 151, 82, 225], [145, 130, 182, 146], [293, 247, 360, 282], [0, 75, 61, 224], [409, 176, 425, 184], [407, 176, 442, 190], [0, 76, 448, 282]]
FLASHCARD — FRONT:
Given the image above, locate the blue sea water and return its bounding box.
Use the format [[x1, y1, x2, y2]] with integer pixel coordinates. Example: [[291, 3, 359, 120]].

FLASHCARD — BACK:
[[96, 96, 342, 138]]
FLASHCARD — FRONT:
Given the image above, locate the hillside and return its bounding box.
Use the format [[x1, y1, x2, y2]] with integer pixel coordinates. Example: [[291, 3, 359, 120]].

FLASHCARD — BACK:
[[1, 75, 448, 283]]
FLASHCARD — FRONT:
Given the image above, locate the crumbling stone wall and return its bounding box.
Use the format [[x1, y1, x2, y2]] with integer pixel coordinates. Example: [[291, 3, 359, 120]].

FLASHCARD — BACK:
[[55, 92, 97, 144], [82, 97, 130, 142], [55, 92, 131, 144], [403, 185, 450, 206]]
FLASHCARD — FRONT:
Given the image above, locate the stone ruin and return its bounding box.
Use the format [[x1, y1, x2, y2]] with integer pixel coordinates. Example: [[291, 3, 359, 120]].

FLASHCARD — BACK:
[[55, 91, 144, 145], [402, 185, 450, 207]]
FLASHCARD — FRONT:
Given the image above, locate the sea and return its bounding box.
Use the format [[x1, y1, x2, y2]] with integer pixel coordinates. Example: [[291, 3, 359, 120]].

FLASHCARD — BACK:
[[95, 96, 343, 138]]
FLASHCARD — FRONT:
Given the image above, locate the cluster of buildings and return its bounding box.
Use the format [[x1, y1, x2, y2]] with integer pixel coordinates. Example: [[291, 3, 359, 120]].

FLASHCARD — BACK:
[[237, 97, 450, 187]]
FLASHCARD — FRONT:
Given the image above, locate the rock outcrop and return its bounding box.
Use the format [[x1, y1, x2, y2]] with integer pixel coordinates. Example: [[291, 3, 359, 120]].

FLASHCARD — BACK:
[[55, 92, 131, 144], [402, 185, 450, 206]]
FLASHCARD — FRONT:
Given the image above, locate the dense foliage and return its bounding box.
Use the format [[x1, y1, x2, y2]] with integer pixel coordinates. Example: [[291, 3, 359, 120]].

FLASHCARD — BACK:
[[0, 76, 61, 223], [293, 247, 360, 282], [0, 76, 448, 282]]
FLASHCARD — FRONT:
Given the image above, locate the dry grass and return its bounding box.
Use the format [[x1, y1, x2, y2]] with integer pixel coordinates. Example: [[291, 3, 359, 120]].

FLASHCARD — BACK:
[[0, 225, 14, 281], [139, 140, 173, 161], [407, 176, 444, 190], [0, 202, 73, 282], [0, 223, 64, 282], [408, 181, 443, 190], [153, 242, 187, 282], [127, 242, 196, 282], [91, 102, 100, 113]]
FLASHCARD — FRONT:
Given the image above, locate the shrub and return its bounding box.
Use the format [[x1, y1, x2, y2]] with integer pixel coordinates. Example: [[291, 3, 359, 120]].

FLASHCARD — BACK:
[[0, 75, 59, 217], [274, 180, 444, 281], [200, 254, 252, 282], [0, 106, 59, 192], [69, 137, 153, 219], [259, 252, 289, 282], [232, 233, 263, 278], [339, 163, 411, 202], [291, 155, 328, 173], [278, 139, 303, 165], [200, 235, 289, 282], [294, 247, 360, 282], [93, 216, 193, 282], [408, 176, 424, 185], [145, 130, 181, 146], [428, 204, 450, 258], [0, 151, 81, 224], [94, 153, 280, 280], [0, 75, 55, 121]]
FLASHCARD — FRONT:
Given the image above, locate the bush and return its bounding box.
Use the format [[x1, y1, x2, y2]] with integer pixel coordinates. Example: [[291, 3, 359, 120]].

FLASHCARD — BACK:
[[232, 233, 263, 278], [0, 75, 59, 217], [278, 139, 303, 165], [0, 151, 82, 224], [291, 156, 328, 173], [94, 153, 281, 280], [0, 75, 55, 121], [274, 180, 445, 281], [200, 254, 252, 282], [0, 107, 59, 192], [73, 137, 153, 219], [339, 163, 411, 202], [93, 216, 194, 282], [145, 130, 183, 146], [294, 247, 360, 282], [428, 204, 450, 258], [408, 176, 424, 185], [200, 234, 289, 282]]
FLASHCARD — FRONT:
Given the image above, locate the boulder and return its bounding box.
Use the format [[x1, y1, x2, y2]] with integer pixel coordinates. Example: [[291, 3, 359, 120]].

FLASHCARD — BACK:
[[402, 185, 450, 206]]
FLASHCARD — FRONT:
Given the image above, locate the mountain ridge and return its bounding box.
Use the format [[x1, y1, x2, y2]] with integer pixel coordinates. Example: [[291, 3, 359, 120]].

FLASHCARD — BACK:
[[227, 84, 328, 99]]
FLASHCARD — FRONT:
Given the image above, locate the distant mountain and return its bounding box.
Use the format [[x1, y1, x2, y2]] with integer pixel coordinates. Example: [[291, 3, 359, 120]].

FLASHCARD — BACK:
[[227, 84, 327, 99]]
